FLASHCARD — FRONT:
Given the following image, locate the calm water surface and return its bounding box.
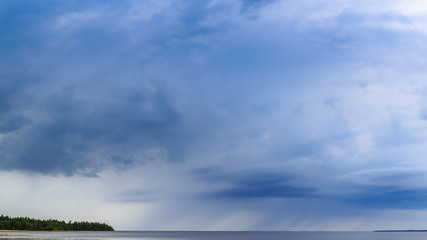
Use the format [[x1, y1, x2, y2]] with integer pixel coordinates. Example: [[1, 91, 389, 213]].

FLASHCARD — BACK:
[[0, 231, 426, 240]]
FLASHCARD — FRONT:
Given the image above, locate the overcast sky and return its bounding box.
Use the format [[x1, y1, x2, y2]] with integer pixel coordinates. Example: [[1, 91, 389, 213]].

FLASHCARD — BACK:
[[3, 0, 427, 231]]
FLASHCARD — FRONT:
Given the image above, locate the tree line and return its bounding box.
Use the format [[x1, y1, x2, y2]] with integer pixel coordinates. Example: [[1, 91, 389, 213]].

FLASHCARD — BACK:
[[0, 215, 114, 231]]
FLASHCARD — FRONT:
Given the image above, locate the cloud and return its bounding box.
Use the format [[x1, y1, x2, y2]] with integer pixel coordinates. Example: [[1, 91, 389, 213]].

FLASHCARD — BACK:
[[0, 71, 32, 134], [2, 0, 427, 230], [0, 82, 189, 175], [340, 168, 427, 188], [343, 185, 427, 210], [192, 168, 317, 199], [214, 179, 316, 199], [336, 168, 427, 209], [110, 189, 156, 203], [239, 0, 278, 14], [0, 0, 237, 175]]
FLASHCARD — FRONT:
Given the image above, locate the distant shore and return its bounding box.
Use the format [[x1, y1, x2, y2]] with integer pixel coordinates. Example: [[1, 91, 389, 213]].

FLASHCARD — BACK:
[[374, 230, 427, 232], [0, 230, 114, 232]]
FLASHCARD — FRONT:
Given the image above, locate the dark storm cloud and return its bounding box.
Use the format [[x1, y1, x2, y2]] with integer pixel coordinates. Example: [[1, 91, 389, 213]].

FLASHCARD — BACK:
[[215, 178, 317, 199], [0, 84, 186, 175], [345, 186, 427, 209], [0, 0, 233, 175], [0, 74, 30, 134], [0, 112, 28, 134], [192, 168, 317, 199], [338, 168, 427, 209], [0, 0, 295, 176]]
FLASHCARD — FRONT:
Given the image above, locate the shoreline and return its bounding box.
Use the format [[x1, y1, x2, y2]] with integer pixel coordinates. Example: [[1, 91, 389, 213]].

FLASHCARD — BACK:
[[0, 230, 114, 232]]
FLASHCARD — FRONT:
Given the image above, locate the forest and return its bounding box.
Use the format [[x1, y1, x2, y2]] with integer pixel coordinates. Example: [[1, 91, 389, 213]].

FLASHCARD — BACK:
[[0, 215, 114, 231]]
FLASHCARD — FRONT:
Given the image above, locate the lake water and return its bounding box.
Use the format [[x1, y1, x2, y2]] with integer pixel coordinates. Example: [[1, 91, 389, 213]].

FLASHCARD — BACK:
[[0, 231, 426, 240]]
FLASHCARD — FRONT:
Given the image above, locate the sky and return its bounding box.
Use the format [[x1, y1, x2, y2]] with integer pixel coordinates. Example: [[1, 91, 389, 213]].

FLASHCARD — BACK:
[[2, 0, 427, 231]]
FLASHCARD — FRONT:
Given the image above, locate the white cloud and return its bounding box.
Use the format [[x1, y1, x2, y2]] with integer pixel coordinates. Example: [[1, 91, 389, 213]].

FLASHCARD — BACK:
[[54, 11, 100, 30]]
